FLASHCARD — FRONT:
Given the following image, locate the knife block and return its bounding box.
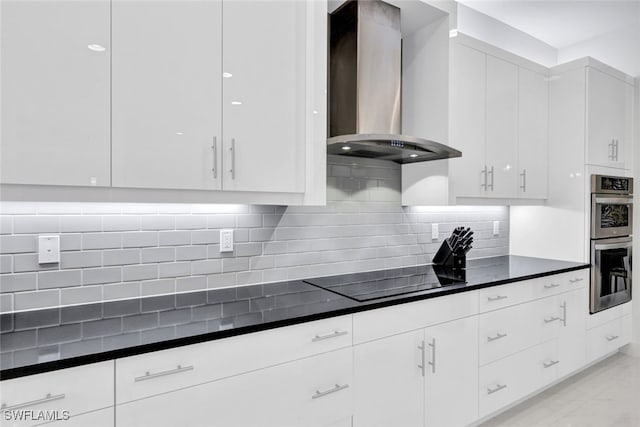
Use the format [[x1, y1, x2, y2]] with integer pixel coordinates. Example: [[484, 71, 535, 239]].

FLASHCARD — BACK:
[[432, 240, 466, 269]]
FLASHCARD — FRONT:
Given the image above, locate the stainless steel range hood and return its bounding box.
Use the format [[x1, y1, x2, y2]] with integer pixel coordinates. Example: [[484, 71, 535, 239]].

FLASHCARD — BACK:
[[328, 0, 461, 164]]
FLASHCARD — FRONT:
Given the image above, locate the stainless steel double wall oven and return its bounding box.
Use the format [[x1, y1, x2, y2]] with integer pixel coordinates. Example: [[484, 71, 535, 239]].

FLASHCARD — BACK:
[[590, 175, 633, 313]]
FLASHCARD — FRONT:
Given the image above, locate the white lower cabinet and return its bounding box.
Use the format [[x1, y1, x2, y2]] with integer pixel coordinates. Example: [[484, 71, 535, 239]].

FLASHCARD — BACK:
[[0, 362, 114, 427], [354, 331, 425, 427], [424, 316, 478, 427], [586, 314, 632, 364], [116, 347, 353, 427]]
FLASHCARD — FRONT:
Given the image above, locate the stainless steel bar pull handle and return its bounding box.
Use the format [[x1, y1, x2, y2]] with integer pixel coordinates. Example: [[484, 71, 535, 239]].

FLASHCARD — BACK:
[[487, 295, 508, 302], [230, 138, 236, 179], [1, 393, 66, 411], [311, 330, 348, 342], [614, 140, 619, 161], [520, 169, 526, 192], [561, 302, 567, 327], [428, 338, 436, 374], [569, 277, 584, 283], [418, 341, 426, 377], [488, 166, 495, 191], [481, 166, 488, 190], [544, 316, 561, 323], [609, 140, 614, 160], [487, 384, 507, 395], [543, 360, 560, 369], [606, 335, 620, 342], [134, 364, 194, 382], [211, 137, 217, 179], [544, 283, 561, 289], [487, 332, 508, 342], [312, 384, 349, 399]]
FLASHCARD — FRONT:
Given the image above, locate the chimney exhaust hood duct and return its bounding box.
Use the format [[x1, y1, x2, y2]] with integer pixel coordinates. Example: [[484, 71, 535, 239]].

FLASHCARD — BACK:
[[328, 0, 462, 164]]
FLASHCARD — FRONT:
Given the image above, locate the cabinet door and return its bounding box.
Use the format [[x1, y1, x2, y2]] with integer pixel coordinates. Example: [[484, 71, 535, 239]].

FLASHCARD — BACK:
[[116, 348, 352, 427], [222, 0, 306, 193], [353, 331, 424, 427], [517, 68, 548, 199], [111, 0, 222, 190], [425, 316, 478, 427], [449, 43, 486, 198], [1, 0, 110, 187], [557, 288, 588, 378], [485, 55, 518, 198], [586, 67, 627, 169]]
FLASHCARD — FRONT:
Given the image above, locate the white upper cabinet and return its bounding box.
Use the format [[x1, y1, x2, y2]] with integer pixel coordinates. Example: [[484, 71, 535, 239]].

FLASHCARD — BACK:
[[111, 0, 222, 190], [517, 68, 549, 199], [449, 42, 486, 198], [485, 55, 518, 199], [1, 0, 111, 187], [586, 67, 634, 170], [222, 0, 306, 193]]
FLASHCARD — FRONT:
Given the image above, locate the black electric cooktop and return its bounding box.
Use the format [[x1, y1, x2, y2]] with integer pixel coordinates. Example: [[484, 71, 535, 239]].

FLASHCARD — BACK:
[[304, 264, 466, 302]]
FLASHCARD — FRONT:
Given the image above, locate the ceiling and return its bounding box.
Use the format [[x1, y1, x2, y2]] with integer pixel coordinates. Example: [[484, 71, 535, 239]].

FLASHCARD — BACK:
[[457, 0, 640, 48]]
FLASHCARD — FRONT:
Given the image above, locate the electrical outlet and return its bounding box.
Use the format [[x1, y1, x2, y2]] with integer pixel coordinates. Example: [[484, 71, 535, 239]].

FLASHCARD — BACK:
[[493, 221, 500, 236], [431, 223, 439, 240], [220, 229, 234, 252], [38, 235, 60, 264]]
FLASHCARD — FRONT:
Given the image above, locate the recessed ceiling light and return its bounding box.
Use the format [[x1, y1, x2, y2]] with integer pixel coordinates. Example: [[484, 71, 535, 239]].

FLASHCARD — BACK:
[[342, 146, 351, 151], [223, 72, 233, 78], [87, 44, 106, 52], [409, 154, 418, 158]]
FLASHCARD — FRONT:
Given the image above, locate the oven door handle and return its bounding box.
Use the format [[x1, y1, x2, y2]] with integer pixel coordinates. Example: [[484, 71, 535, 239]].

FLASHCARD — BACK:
[[594, 197, 633, 205], [594, 241, 633, 250]]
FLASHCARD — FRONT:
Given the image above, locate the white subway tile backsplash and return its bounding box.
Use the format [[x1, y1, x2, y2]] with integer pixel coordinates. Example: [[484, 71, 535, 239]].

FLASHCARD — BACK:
[[13, 216, 60, 234], [61, 216, 102, 233], [38, 270, 82, 289], [122, 231, 158, 248], [0, 159, 509, 311], [82, 232, 122, 250], [103, 249, 140, 266], [0, 273, 37, 293], [83, 267, 122, 286]]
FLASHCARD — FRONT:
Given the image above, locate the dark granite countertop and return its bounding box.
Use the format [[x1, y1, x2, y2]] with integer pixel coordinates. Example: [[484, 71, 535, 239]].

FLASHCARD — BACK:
[[0, 255, 589, 380]]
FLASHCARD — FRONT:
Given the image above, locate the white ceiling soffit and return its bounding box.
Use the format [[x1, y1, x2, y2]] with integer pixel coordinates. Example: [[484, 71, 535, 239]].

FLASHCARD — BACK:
[[457, 0, 640, 48]]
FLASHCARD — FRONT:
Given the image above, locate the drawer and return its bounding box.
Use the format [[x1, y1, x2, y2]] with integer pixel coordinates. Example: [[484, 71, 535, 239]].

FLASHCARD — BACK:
[[353, 291, 478, 344], [116, 314, 352, 403], [0, 361, 114, 427], [117, 347, 353, 427], [531, 270, 588, 299], [478, 281, 534, 313], [479, 340, 557, 418], [586, 314, 631, 363], [478, 297, 562, 365]]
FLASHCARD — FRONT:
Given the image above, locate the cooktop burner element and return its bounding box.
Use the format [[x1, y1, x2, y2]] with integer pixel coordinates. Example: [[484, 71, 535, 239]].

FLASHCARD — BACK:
[[303, 264, 466, 302]]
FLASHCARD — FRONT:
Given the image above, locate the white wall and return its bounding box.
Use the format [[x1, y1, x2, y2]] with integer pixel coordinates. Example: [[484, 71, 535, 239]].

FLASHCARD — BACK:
[[558, 24, 640, 77], [455, 3, 557, 67]]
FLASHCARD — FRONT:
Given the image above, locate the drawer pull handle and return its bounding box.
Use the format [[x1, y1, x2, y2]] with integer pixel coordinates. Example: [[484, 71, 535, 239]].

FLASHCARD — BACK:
[[569, 278, 584, 283], [487, 295, 508, 302], [312, 330, 348, 342], [1, 393, 66, 411], [487, 384, 507, 395], [487, 333, 508, 342], [134, 365, 194, 382], [606, 335, 620, 342], [544, 283, 561, 289], [544, 316, 562, 323], [312, 383, 349, 400], [543, 360, 560, 369]]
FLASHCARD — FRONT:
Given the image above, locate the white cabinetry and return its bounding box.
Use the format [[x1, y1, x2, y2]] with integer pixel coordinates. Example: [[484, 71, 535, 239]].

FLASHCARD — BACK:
[[0, 0, 111, 187], [448, 35, 549, 203], [111, 0, 223, 191], [586, 66, 634, 171], [0, 362, 114, 427]]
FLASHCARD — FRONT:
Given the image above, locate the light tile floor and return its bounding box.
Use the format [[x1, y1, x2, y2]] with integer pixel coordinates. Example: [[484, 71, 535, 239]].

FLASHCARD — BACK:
[[479, 352, 640, 427]]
